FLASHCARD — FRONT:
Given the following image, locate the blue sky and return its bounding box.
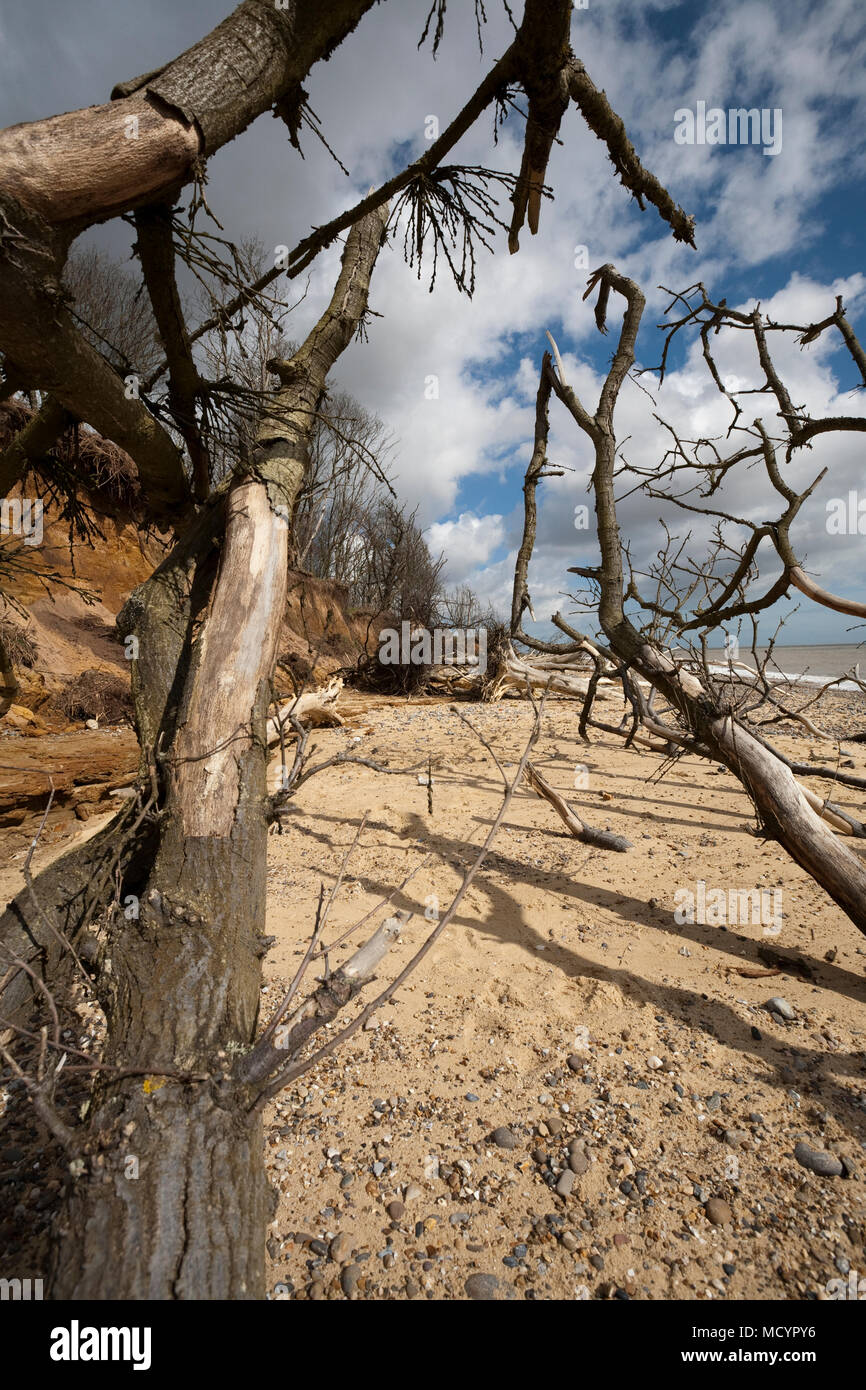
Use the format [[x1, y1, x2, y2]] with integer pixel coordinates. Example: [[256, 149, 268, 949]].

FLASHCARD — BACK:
[[1, 0, 864, 649]]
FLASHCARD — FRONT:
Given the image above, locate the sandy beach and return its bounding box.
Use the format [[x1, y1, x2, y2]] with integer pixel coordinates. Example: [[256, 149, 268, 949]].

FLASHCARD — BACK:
[[2, 684, 865, 1299]]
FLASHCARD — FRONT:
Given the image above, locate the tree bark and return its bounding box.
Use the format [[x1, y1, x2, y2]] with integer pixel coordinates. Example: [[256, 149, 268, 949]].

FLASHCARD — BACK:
[[0, 0, 380, 227], [0, 395, 71, 495], [50, 206, 388, 1300]]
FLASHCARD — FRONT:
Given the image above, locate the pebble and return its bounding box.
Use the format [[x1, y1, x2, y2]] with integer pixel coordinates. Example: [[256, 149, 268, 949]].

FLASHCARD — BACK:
[[723, 1129, 749, 1148], [705, 1197, 733, 1226], [556, 1170, 575, 1198], [706, 1092, 722, 1113], [561, 1231, 579, 1251], [309, 1239, 328, 1258], [465, 1093, 479, 1103], [647, 1056, 663, 1070], [489, 1127, 516, 1150], [793, 1141, 844, 1177], [386, 1200, 405, 1221], [329, 1233, 351, 1263], [405, 1184, 423, 1201], [341, 1264, 361, 1297], [464, 1273, 500, 1300], [766, 997, 796, 1021], [568, 1150, 590, 1176], [566, 1055, 583, 1072]]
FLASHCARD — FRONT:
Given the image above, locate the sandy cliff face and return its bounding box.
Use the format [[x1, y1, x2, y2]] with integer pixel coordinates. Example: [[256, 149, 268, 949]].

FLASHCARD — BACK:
[[1, 471, 380, 719]]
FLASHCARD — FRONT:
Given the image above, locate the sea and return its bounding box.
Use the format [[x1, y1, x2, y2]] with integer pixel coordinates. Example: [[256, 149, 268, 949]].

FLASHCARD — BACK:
[[704, 643, 865, 691]]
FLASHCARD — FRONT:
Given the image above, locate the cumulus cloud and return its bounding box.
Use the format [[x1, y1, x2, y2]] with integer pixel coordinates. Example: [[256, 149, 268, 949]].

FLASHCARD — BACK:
[[425, 512, 506, 583]]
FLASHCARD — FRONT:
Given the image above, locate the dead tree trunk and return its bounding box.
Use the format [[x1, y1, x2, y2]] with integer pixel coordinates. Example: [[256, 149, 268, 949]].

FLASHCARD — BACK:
[[541, 266, 866, 935], [51, 207, 388, 1300]]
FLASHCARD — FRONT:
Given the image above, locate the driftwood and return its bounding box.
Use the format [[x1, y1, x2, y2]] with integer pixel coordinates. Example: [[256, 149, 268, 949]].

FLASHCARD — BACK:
[[267, 677, 344, 739], [238, 910, 411, 1089], [490, 643, 618, 700], [524, 761, 632, 851]]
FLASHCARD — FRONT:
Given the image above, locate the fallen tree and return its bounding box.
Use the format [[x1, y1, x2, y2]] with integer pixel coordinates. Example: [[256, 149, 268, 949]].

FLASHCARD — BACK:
[[509, 265, 866, 935]]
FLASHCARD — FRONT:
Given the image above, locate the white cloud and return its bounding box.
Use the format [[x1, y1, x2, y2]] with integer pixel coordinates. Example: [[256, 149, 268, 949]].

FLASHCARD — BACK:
[[426, 512, 505, 582]]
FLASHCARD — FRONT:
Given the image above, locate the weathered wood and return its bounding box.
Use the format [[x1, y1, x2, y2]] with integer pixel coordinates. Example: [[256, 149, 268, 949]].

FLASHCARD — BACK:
[[266, 679, 344, 738], [525, 761, 632, 851], [512, 264, 866, 935], [0, 193, 190, 517], [52, 206, 388, 1301], [788, 565, 866, 619]]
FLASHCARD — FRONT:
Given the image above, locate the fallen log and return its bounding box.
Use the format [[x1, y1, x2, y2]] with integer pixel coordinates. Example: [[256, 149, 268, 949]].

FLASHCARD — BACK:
[[266, 677, 344, 740]]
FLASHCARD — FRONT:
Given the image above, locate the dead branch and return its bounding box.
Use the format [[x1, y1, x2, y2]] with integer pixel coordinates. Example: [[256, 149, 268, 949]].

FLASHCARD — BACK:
[[525, 761, 632, 850]]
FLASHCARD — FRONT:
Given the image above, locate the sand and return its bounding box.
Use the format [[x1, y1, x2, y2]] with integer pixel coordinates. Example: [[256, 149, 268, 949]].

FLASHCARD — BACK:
[[257, 691, 866, 1301], [1, 687, 864, 1300]]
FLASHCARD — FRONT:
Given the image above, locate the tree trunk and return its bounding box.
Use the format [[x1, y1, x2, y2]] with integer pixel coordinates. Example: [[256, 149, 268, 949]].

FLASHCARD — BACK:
[[0, 814, 156, 1036], [49, 207, 387, 1300]]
